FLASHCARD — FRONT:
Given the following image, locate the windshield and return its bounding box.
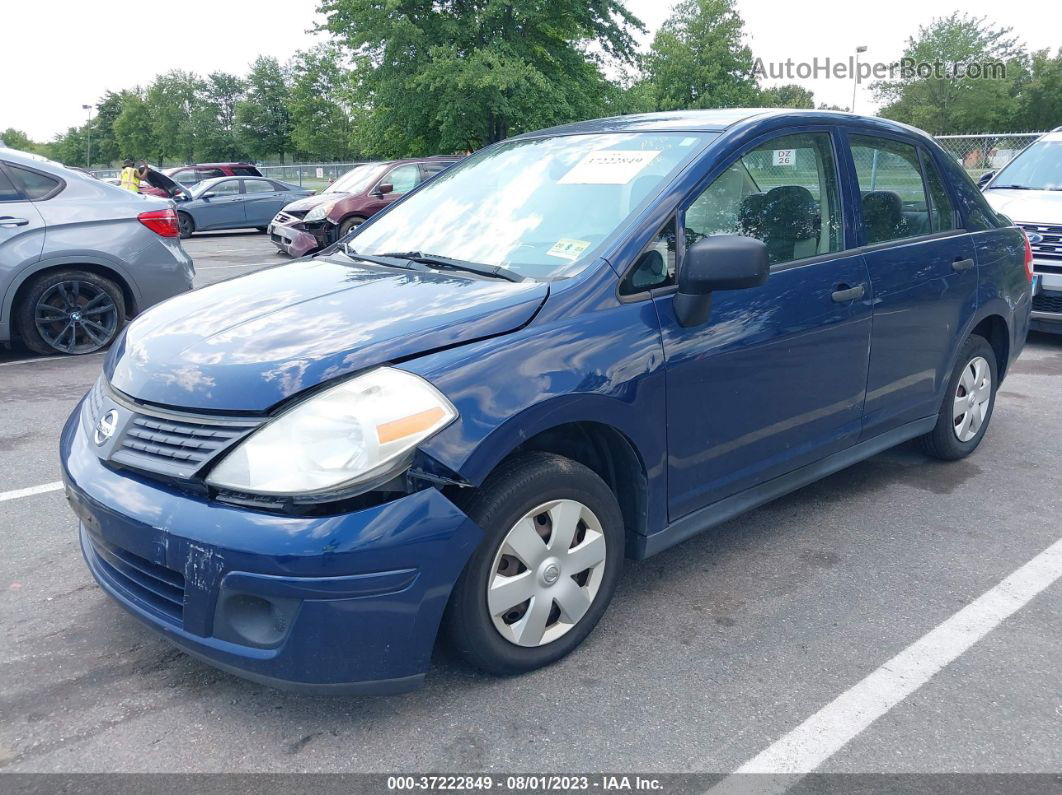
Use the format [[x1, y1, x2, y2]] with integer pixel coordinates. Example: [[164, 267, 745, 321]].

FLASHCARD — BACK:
[[989, 135, 1062, 190], [349, 132, 715, 279], [325, 163, 384, 195]]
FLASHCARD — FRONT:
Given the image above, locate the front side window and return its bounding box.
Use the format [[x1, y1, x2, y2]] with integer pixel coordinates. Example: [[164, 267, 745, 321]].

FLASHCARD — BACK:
[[8, 165, 62, 201], [384, 164, 421, 195], [351, 131, 714, 279], [850, 135, 933, 244], [683, 132, 842, 266], [204, 180, 240, 197], [620, 218, 678, 294]]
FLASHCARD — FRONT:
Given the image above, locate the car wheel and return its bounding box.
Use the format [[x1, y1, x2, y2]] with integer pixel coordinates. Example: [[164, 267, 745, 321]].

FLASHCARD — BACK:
[[17, 270, 125, 356], [442, 452, 624, 675], [919, 334, 997, 460], [256, 226, 268, 233], [177, 212, 194, 239], [338, 216, 366, 238]]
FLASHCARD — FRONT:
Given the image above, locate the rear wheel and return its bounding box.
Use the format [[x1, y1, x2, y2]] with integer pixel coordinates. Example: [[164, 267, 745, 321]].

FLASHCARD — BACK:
[[918, 334, 997, 460], [256, 226, 268, 233], [442, 453, 624, 675], [17, 270, 125, 355], [177, 212, 194, 239]]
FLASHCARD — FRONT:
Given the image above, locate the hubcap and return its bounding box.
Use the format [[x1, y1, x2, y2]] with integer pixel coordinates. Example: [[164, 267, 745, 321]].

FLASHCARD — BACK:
[[953, 355, 991, 442], [488, 499, 607, 647], [33, 280, 117, 354]]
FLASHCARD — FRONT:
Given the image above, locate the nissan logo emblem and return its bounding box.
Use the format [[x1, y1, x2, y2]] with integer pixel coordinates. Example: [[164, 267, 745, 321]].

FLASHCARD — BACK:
[[94, 410, 119, 446]]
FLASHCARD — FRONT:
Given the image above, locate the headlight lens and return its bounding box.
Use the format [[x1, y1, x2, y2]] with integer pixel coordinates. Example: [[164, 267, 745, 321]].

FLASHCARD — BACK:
[[206, 368, 456, 496], [302, 200, 337, 223]]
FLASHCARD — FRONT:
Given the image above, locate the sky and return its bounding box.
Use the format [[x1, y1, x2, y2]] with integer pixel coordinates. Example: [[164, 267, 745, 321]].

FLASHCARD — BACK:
[[3, 0, 1061, 141]]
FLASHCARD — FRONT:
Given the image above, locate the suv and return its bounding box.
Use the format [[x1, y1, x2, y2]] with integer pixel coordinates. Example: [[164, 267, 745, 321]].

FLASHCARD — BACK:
[[140, 162, 262, 197], [1, 149, 193, 355], [62, 110, 1030, 693], [268, 157, 459, 256], [981, 128, 1062, 333]]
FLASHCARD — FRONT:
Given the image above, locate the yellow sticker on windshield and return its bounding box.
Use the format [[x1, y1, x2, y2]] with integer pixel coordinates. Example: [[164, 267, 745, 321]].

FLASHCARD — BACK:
[[547, 238, 592, 260]]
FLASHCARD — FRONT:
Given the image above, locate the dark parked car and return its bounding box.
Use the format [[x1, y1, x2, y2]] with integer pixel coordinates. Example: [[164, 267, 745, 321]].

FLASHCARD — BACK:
[[268, 157, 458, 256], [62, 110, 1031, 694], [174, 176, 313, 238], [1, 149, 193, 355], [140, 162, 262, 197]]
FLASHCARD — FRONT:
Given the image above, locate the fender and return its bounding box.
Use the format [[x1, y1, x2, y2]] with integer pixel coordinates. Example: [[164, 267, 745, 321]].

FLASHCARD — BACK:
[[938, 298, 1015, 404]]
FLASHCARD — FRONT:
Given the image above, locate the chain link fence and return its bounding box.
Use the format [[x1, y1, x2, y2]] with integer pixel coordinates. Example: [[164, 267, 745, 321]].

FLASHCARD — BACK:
[[935, 133, 1044, 180], [257, 162, 367, 192]]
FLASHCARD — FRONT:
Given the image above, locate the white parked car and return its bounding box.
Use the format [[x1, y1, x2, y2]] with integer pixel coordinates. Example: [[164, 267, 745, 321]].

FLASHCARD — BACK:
[[981, 127, 1062, 334]]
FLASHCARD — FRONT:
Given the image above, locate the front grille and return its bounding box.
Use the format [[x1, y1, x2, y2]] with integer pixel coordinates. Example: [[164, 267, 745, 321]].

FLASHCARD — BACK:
[[1020, 223, 1062, 265], [274, 210, 305, 224], [1032, 292, 1062, 315], [87, 531, 185, 625], [113, 414, 252, 477]]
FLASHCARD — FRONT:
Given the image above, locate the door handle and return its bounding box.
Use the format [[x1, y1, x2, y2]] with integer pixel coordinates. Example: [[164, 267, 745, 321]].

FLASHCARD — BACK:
[[952, 257, 975, 272], [831, 283, 865, 302], [0, 216, 29, 227]]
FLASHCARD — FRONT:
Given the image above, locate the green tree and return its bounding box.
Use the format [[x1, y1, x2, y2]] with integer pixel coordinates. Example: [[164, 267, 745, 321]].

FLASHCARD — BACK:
[[0, 128, 45, 153], [90, 90, 134, 166], [194, 72, 248, 161], [146, 70, 203, 164], [113, 92, 158, 162], [873, 13, 1024, 133], [318, 0, 643, 155], [643, 0, 759, 111], [289, 45, 353, 160], [1015, 48, 1062, 131], [760, 84, 815, 109], [236, 56, 292, 162]]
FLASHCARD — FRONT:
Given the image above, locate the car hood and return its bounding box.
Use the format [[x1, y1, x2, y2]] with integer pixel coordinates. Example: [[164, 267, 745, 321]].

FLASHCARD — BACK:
[[281, 192, 347, 214], [105, 257, 548, 412], [982, 189, 1062, 224]]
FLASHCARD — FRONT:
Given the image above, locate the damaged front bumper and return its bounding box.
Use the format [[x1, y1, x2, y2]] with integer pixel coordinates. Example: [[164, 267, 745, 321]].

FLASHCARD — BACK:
[[268, 214, 331, 257], [59, 402, 483, 694]]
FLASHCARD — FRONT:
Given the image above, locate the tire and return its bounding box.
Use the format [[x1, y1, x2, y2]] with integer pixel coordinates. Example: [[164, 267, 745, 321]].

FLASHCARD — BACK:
[[338, 216, 366, 239], [442, 452, 624, 676], [177, 212, 194, 239], [17, 270, 126, 356], [256, 226, 268, 233], [918, 334, 997, 460]]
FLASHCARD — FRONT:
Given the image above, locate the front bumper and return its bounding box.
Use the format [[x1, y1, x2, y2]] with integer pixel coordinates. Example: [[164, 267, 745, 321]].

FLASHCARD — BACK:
[[268, 218, 326, 257], [1031, 273, 1062, 334], [60, 402, 482, 693]]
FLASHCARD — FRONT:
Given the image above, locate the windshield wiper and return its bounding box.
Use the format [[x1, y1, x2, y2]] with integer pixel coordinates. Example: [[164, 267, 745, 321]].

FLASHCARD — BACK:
[[378, 251, 526, 283], [989, 184, 1034, 190], [337, 246, 431, 271]]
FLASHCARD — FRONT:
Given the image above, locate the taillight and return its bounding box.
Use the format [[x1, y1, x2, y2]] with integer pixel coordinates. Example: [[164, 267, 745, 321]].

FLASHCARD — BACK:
[[1022, 232, 1034, 282], [138, 208, 180, 238]]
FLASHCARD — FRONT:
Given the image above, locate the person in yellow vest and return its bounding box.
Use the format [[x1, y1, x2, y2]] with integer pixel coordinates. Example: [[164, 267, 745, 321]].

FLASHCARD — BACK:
[[118, 159, 141, 192]]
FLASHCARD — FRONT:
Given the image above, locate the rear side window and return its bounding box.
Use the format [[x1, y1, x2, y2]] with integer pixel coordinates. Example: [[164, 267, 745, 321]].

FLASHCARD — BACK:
[[850, 135, 933, 244], [921, 154, 956, 232], [232, 166, 260, 176], [8, 165, 62, 200], [242, 179, 275, 194], [421, 162, 452, 178], [683, 132, 843, 266], [0, 165, 22, 202]]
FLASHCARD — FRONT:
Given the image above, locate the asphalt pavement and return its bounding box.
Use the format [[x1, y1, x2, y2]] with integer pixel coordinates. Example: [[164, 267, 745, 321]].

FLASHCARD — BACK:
[[0, 231, 1059, 776]]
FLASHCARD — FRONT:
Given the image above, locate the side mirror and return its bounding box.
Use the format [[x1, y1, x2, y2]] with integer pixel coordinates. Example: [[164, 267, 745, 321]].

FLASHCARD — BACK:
[[201, 191, 216, 200], [977, 171, 994, 189], [674, 235, 769, 328], [374, 182, 394, 196]]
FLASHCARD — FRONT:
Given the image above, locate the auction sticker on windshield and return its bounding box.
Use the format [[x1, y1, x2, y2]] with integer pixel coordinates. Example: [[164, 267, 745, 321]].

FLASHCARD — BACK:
[[547, 238, 592, 260], [559, 150, 660, 184]]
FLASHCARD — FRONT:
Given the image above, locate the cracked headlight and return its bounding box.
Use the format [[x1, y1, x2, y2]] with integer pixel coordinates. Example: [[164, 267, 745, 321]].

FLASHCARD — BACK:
[[302, 200, 338, 224], [206, 368, 457, 496]]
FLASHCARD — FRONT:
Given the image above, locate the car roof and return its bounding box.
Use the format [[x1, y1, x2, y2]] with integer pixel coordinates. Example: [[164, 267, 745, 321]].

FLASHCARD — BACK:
[[513, 109, 934, 143], [380, 156, 461, 166], [0, 147, 65, 170], [183, 162, 256, 168]]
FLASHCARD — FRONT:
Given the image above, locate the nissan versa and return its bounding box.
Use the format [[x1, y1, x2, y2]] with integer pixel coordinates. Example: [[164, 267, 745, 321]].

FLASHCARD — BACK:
[[60, 110, 1032, 693]]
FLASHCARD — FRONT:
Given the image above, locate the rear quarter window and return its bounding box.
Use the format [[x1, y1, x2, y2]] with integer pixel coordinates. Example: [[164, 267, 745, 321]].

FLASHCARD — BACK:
[[7, 165, 63, 200]]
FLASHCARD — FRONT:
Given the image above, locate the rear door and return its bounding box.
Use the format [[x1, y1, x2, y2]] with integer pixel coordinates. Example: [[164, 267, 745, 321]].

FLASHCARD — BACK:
[[844, 132, 978, 438], [646, 129, 873, 519], [241, 178, 290, 226], [0, 163, 46, 327]]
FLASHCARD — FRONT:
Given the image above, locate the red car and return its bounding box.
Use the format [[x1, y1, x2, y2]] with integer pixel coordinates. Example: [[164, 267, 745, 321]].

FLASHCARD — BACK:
[[268, 157, 459, 257], [141, 162, 262, 197]]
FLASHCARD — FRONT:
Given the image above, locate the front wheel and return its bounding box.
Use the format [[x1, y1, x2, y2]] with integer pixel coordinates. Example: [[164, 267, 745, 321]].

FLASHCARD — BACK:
[[918, 334, 997, 460], [442, 452, 624, 675], [337, 216, 365, 239]]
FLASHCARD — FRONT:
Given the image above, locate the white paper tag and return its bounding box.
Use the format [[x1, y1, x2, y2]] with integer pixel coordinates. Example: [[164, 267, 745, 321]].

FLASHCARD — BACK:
[[546, 238, 592, 260], [559, 150, 661, 185], [773, 149, 796, 166]]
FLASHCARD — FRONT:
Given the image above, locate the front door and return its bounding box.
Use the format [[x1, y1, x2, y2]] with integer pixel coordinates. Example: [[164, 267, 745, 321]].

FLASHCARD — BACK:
[[645, 130, 872, 520], [197, 179, 245, 230], [845, 133, 979, 438]]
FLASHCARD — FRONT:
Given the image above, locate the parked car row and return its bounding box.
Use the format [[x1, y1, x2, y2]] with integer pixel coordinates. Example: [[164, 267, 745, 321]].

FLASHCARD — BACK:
[[58, 109, 1033, 694]]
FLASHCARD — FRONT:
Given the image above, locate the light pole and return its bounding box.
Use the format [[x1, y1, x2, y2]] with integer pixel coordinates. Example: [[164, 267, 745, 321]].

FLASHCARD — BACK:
[[82, 104, 93, 169], [852, 46, 868, 113]]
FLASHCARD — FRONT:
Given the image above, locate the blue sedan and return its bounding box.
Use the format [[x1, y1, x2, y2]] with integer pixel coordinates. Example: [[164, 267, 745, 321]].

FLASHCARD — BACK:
[[175, 176, 312, 238]]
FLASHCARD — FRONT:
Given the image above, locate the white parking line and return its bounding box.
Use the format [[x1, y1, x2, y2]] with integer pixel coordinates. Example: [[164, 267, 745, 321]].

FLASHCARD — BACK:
[[709, 535, 1062, 794], [0, 481, 64, 502], [0, 352, 105, 368]]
